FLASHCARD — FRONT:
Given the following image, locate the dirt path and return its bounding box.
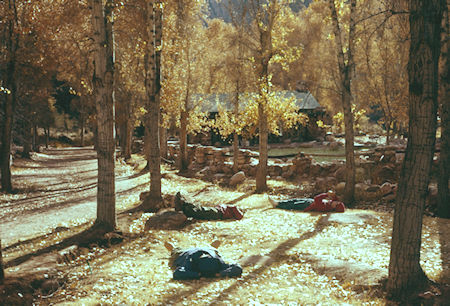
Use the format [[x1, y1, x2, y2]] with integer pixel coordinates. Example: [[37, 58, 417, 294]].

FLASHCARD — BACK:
[[0, 147, 148, 246]]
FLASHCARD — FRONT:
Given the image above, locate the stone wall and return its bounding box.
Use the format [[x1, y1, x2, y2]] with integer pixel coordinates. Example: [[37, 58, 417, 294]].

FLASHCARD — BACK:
[[166, 144, 403, 184]]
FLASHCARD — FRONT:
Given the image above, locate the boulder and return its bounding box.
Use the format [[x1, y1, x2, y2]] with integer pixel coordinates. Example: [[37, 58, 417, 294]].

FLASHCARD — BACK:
[[365, 185, 381, 193], [229, 171, 246, 186], [355, 183, 367, 197], [371, 164, 397, 185], [144, 210, 187, 230], [314, 177, 327, 193], [335, 182, 346, 195], [355, 167, 367, 183], [334, 166, 346, 181], [383, 193, 396, 202], [328, 141, 340, 151], [380, 182, 394, 196]]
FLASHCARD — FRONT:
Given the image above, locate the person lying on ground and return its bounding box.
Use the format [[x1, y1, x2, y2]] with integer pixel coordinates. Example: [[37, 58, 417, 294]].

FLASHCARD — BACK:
[[164, 241, 243, 280], [174, 192, 244, 220], [269, 190, 345, 212]]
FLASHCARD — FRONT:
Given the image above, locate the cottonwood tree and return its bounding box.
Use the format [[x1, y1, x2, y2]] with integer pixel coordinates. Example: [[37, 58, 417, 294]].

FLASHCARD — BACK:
[[0, 240, 3, 283], [242, 0, 304, 192], [162, 0, 209, 172], [90, 0, 117, 231], [114, 1, 148, 159], [0, 0, 18, 192], [328, 0, 357, 204], [220, 1, 252, 172], [357, 1, 409, 144], [212, 0, 306, 189], [387, 0, 445, 300], [143, 0, 163, 209], [437, 3, 449, 218]]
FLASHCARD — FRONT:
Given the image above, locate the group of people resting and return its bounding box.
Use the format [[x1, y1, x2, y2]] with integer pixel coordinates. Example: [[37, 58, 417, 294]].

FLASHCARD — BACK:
[[166, 189, 345, 280], [173, 189, 345, 222]]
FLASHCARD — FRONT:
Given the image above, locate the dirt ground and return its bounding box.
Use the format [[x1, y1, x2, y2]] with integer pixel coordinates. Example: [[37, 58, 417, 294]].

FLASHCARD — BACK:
[[0, 147, 449, 305]]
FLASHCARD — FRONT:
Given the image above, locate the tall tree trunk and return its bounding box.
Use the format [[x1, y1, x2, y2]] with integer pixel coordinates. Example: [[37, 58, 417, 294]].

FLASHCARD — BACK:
[[91, 0, 116, 231], [123, 119, 132, 160], [144, 0, 162, 207], [122, 97, 132, 160], [179, 43, 191, 172], [387, 0, 444, 300], [0, 239, 4, 284], [33, 124, 38, 152], [179, 109, 189, 171], [256, 96, 268, 192], [159, 124, 167, 159], [256, 69, 269, 193], [329, 0, 356, 204], [0, 0, 17, 193], [437, 3, 449, 218], [44, 126, 49, 149], [233, 81, 240, 173], [255, 11, 273, 193], [22, 120, 32, 158], [80, 104, 85, 147]]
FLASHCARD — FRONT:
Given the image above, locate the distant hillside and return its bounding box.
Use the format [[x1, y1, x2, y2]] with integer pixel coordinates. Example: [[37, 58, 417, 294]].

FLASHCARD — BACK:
[[206, 0, 312, 22]]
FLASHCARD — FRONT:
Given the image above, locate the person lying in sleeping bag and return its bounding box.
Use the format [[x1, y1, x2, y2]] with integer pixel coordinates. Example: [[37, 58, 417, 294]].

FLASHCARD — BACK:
[[174, 192, 244, 220], [164, 242, 242, 280], [269, 190, 345, 212]]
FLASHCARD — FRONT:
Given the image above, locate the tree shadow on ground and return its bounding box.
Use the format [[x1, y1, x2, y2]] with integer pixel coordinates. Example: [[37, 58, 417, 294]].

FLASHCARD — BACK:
[[3, 224, 124, 269], [159, 215, 330, 305]]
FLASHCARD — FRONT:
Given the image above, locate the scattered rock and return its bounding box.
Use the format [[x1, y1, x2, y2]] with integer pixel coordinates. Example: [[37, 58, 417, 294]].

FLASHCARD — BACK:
[[383, 193, 396, 202], [371, 164, 397, 185], [57, 245, 79, 264], [144, 210, 187, 230], [328, 141, 340, 151], [140, 191, 150, 201], [229, 171, 246, 186], [335, 182, 346, 195], [40, 278, 60, 295], [334, 167, 346, 181], [380, 182, 394, 196], [366, 185, 380, 193]]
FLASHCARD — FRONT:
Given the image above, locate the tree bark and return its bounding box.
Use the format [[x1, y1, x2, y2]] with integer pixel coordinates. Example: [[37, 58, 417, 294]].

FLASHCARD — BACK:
[[0, 0, 18, 193], [329, 0, 356, 205], [256, 93, 268, 192], [91, 0, 116, 231], [179, 41, 191, 172], [44, 126, 49, 149], [0, 239, 4, 284], [33, 124, 38, 152], [80, 102, 85, 147], [437, 3, 449, 218], [124, 118, 132, 160], [144, 0, 162, 205], [179, 109, 189, 171], [22, 120, 32, 158], [254, 0, 276, 193], [233, 81, 240, 173], [159, 124, 167, 159], [255, 53, 270, 192], [387, 0, 444, 300]]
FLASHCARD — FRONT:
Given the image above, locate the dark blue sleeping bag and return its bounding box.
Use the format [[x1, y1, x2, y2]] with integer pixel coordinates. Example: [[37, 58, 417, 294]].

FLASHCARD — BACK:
[[172, 247, 242, 280]]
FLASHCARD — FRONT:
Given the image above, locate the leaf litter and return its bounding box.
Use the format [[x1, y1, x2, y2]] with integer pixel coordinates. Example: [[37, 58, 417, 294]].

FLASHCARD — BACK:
[[1, 149, 448, 305]]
